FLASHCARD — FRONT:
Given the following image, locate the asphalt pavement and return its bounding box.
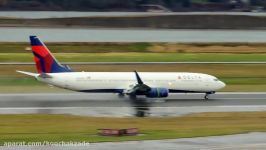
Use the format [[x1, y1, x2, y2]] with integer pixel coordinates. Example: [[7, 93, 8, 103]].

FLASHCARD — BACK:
[[0, 92, 265, 117]]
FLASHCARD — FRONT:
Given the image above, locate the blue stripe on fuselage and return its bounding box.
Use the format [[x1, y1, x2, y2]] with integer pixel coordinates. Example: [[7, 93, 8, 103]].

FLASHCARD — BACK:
[[78, 89, 214, 94]]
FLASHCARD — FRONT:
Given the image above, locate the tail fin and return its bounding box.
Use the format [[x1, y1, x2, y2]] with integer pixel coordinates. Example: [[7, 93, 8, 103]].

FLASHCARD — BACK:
[[30, 36, 72, 73]]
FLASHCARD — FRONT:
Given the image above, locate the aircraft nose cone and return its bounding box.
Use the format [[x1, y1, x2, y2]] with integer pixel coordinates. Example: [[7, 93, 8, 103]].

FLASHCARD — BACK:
[[219, 81, 226, 89]]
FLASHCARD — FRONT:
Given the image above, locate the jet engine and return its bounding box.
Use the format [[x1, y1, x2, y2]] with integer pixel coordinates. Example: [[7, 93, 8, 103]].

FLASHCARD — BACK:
[[146, 88, 169, 98]]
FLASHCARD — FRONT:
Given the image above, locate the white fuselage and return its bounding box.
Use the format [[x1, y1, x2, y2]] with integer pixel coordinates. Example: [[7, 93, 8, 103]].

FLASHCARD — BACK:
[[37, 72, 225, 93]]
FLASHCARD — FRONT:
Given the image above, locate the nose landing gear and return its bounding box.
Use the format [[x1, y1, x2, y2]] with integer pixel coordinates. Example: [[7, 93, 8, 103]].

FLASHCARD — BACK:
[[204, 94, 210, 100], [204, 92, 215, 100]]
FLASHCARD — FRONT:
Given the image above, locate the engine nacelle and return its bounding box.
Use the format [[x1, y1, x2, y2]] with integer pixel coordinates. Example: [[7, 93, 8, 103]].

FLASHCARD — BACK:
[[146, 88, 169, 98]]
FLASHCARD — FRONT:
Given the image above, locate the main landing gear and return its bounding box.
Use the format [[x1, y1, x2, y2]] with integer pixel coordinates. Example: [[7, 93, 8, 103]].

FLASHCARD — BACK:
[[204, 94, 210, 100], [118, 93, 125, 98], [204, 92, 215, 100]]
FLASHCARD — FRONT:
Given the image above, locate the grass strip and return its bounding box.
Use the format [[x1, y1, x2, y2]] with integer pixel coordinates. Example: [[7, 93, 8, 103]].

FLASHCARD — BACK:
[[1, 53, 266, 62], [1, 77, 266, 86], [2, 42, 266, 53], [0, 43, 150, 53], [0, 112, 266, 144]]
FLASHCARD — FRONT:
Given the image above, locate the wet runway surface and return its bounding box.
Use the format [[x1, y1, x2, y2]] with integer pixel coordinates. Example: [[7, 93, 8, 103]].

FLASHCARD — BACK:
[[2, 132, 266, 150], [84, 132, 266, 150], [1, 92, 266, 150], [0, 92, 265, 117]]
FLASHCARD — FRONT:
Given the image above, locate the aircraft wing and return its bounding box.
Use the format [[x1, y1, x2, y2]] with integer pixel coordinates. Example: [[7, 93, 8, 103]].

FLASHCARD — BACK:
[[125, 71, 151, 94]]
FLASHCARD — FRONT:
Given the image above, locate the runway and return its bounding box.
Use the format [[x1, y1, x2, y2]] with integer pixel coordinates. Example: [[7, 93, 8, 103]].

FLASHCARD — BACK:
[[0, 92, 266, 117], [1, 92, 266, 150], [88, 133, 266, 150], [2, 132, 266, 150]]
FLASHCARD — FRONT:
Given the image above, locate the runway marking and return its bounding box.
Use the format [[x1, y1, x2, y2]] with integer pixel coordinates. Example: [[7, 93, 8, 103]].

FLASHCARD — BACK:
[[203, 143, 266, 150], [1, 105, 266, 109], [217, 92, 266, 94], [168, 98, 266, 100]]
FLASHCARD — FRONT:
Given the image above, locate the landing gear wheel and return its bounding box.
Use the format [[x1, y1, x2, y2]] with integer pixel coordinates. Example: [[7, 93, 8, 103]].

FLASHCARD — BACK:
[[204, 92, 215, 100], [136, 110, 146, 117], [118, 93, 125, 98], [204, 94, 210, 100]]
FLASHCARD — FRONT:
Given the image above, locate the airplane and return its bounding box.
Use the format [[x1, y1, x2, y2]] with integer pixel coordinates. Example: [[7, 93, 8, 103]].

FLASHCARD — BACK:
[[17, 36, 226, 117]]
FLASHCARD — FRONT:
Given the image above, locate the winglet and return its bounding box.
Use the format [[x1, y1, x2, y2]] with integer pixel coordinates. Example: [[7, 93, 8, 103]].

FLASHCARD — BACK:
[[134, 71, 143, 84]]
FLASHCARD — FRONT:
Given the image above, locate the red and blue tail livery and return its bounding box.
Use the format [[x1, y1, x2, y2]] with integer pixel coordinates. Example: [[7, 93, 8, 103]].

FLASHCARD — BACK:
[[30, 36, 72, 73]]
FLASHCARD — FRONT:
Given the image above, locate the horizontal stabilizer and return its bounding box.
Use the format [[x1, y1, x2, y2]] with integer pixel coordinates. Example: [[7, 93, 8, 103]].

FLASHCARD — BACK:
[[16, 70, 38, 77]]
